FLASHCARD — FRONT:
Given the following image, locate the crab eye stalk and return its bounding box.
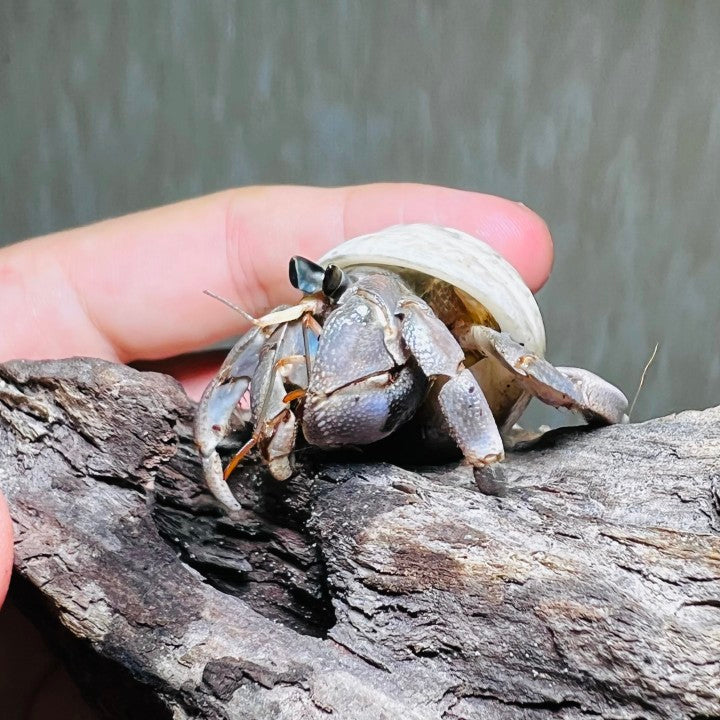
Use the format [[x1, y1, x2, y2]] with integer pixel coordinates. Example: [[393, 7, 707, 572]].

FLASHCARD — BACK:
[[289, 256, 326, 294], [322, 264, 350, 300]]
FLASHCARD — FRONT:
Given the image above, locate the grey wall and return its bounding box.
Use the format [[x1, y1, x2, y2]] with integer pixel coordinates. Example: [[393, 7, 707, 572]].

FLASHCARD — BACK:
[[1, 1, 719, 422]]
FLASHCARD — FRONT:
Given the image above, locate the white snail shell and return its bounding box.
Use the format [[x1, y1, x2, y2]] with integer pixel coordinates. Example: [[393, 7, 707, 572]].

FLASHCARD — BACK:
[[319, 224, 546, 356]]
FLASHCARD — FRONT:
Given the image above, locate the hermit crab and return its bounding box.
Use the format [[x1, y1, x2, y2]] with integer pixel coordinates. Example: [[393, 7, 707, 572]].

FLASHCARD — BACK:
[[195, 224, 628, 511]]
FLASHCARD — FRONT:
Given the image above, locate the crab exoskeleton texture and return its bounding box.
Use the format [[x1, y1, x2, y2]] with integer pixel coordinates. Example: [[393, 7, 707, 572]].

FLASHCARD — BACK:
[[195, 224, 628, 511]]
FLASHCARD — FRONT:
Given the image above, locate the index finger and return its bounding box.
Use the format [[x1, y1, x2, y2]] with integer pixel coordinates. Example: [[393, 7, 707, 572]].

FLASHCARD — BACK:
[[0, 184, 552, 363]]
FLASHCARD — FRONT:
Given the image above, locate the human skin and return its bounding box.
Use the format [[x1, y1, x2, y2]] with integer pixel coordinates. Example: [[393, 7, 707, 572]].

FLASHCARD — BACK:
[[0, 494, 11, 607], [0, 183, 552, 713]]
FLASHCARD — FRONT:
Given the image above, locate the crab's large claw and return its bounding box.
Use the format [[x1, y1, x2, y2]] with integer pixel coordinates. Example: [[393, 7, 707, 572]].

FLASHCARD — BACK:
[[398, 298, 505, 466], [459, 325, 629, 426], [194, 326, 267, 512]]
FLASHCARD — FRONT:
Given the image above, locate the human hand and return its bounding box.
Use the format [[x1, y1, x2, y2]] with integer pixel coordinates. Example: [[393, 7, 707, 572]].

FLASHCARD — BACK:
[[0, 184, 552, 400], [0, 183, 552, 715]]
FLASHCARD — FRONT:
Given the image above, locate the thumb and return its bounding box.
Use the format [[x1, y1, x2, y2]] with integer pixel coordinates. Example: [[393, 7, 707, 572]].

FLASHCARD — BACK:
[[0, 492, 12, 607]]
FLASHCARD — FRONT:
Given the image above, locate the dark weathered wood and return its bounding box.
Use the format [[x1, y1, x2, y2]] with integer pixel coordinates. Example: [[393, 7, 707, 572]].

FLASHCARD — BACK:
[[1, 358, 718, 719]]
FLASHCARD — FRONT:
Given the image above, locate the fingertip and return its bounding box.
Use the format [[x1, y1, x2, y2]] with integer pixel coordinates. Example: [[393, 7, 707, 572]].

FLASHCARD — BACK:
[[339, 184, 554, 292], [426, 186, 554, 293], [17, 183, 554, 366], [475, 198, 554, 292]]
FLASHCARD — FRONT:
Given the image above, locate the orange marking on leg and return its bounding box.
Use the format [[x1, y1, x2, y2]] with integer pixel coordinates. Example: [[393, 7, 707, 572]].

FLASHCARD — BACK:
[[224, 409, 295, 480], [282, 388, 306, 404], [223, 436, 258, 480], [303, 313, 323, 335]]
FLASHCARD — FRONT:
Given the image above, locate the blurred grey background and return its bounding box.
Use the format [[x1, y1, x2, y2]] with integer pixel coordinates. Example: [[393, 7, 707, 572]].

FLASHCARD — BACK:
[[1, 0, 718, 422]]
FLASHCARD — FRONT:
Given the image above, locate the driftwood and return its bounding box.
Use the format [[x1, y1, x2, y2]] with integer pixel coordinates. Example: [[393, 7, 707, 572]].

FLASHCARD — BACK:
[[0, 358, 718, 720]]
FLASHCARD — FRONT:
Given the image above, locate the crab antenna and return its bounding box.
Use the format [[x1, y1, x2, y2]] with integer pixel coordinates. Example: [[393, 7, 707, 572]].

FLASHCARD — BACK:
[[628, 342, 659, 420], [203, 290, 259, 326]]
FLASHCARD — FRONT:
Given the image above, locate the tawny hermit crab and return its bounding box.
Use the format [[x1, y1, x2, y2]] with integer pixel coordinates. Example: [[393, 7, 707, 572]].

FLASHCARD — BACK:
[[195, 224, 628, 511]]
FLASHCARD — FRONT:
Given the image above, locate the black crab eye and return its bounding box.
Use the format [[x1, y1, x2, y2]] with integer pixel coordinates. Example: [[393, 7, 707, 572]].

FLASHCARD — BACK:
[[289, 256, 326, 294], [322, 264, 350, 300]]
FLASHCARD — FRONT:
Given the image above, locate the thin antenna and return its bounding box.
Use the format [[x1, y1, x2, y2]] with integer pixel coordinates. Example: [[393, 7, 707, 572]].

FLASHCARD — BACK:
[[203, 290, 258, 326], [628, 342, 659, 419]]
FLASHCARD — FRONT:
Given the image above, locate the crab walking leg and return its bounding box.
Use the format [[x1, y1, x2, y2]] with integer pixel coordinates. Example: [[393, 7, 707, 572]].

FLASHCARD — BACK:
[[398, 299, 505, 465], [555, 367, 630, 424], [252, 350, 298, 481], [249, 318, 317, 481], [220, 313, 320, 491], [222, 392, 300, 485], [194, 326, 268, 511], [262, 408, 298, 480], [437, 370, 506, 464], [459, 325, 628, 425], [302, 312, 322, 383]]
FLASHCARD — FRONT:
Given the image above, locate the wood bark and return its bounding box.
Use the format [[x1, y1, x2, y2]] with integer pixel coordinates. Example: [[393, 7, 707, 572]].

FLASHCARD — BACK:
[[0, 358, 718, 720]]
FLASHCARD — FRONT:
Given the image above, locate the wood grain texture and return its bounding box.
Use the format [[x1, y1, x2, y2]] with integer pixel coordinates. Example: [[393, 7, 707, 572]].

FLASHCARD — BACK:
[[1, 358, 718, 719]]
